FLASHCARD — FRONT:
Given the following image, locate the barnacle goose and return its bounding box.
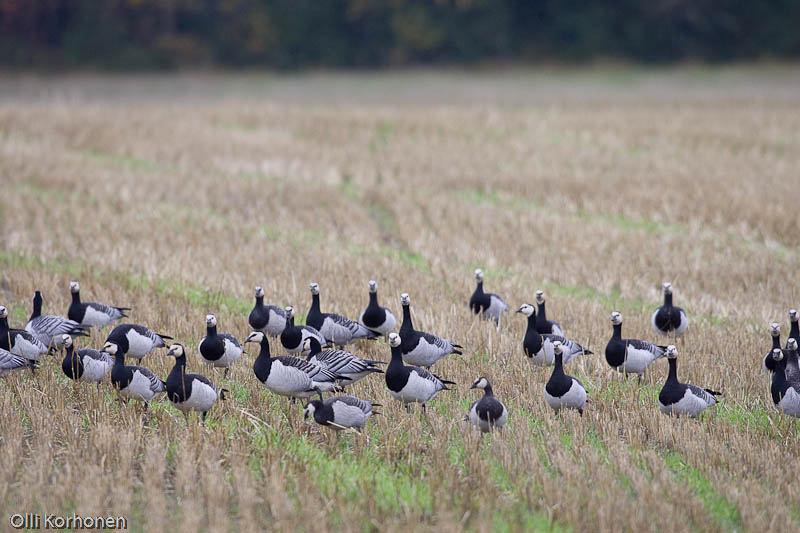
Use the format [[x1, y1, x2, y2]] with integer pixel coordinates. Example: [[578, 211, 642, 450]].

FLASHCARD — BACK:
[[248, 286, 286, 338], [0, 348, 28, 377], [303, 337, 383, 387], [651, 282, 688, 338], [763, 322, 781, 373], [198, 314, 243, 376], [469, 269, 509, 329], [534, 290, 563, 335], [67, 281, 130, 328], [786, 310, 799, 349], [770, 343, 800, 417], [104, 323, 172, 361], [467, 377, 508, 432], [0, 305, 47, 368], [307, 283, 376, 347], [516, 304, 590, 365], [359, 280, 396, 337], [61, 334, 112, 383], [103, 340, 165, 405], [304, 395, 378, 432], [280, 306, 326, 355], [166, 343, 227, 424], [245, 331, 342, 399], [605, 311, 667, 377], [544, 341, 587, 415], [385, 332, 454, 412], [782, 337, 800, 384], [658, 346, 720, 418], [398, 293, 462, 368], [25, 291, 88, 349]]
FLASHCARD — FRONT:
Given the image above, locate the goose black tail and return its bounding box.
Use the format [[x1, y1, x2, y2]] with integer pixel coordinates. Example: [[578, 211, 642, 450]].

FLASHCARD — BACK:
[[157, 333, 174, 341], [705, 388, 723, 397], [220, 388, 230, 400]]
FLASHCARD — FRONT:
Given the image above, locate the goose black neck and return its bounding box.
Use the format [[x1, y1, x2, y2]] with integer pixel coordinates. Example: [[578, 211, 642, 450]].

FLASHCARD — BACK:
[[71, 292, 81, 305], [612, 323, 622, 338], [389, 345, 404, 364], [258, 338, 271, 359], [287, 315, 295, 327], [173, 353, 187, 366], [552, 352, 564, 376], [306, 338, 322, 359], [664, 293, 673, 306], [666, 358, 678, 382], [537, 301, 546, 318], [31, 292, 42, 320], [207, 325, 218, 336], [369, 292, 378, 306], [0, 316, 8, 331], [772, 335, 781, 349], [255, 295, 264, 306], [310, 294, 320, 312], [526, 314, 537, 329], [65, 344, 74, 359], [791, 321, 799, 339], [475, 281, 484, 294], [113, 351, 125, 367], [483, 384, 494, 396], [401, 305, 413, 331]]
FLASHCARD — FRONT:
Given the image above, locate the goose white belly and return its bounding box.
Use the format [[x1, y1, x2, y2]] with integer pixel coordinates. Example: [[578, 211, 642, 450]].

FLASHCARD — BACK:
[[120, 370, 159, 401], [173, 379, 218, 412], [544, 380, 586, 412], [331, 402, 370, 429], [264, 311, 286, 337], [619, 346, 657, 375], [659, 389, 713, 418], [81, 357, 111, 382], [390, 372, 440, 404], [777, 387, 800, 417]]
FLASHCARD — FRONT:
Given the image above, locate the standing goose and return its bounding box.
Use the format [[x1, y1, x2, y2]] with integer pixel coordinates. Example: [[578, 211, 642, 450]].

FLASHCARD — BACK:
[[0, 348, 28, 377], [67, 281, 130, 328], [165, 343, 226, 424], [782, 337, 800, 384], [359, 280, 397, 337], [398, 293, 462, 368], [280, 306, 326, 355], [307, 283, 376, 347], [248, 286, 286, 338], [25, 291, 88, 350], [469, 269, 509, 329], [786, 309, 799, 349], [103, 340, 165, 405], [304, 395, 378, 432], [0, 305, 48, 368], [198, 314, 243, 376], [651, 282, 688, 338], [516, 304, 590, 365], [770, 347, 800, 417], [658, 346, 720, 418], [245, 331, 340, 399], [763, 322, 782, 373], [303, 337, 384, 387], [534, 290, 563, 335], [544, 341, 587, 415], [385, 332, 455, 412], [605, 312, 667, 377], [104, 323, 172, 361], [467, 377, 508, 432], [61, 334, 112, 383]]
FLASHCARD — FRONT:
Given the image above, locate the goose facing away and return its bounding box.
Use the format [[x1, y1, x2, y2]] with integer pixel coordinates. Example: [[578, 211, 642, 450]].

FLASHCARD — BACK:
[[658, 346, 720, 418]]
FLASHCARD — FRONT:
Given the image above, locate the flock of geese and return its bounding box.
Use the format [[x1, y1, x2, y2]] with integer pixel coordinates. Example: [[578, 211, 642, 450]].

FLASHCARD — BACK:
[[0, 271, 797, 433]]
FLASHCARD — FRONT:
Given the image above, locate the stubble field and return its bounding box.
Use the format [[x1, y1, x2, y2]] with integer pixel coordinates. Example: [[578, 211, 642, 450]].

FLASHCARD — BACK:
[[1, 67, 800, 532]]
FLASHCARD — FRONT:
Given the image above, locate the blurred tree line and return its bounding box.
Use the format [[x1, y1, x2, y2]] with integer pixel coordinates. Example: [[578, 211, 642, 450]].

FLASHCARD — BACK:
[[1, 0, 798, 70]]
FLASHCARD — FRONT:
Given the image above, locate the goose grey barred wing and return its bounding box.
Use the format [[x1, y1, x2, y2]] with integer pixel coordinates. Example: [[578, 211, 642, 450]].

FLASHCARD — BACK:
[[80, 348, 113, 364], [300, 325, 326, 344], [421, 332, 459, 353], [130, 325, 169, 346], [87, 302, 125, 319], [330, 395, 373, 413], [411, 365, 447, 388], [687, 384, 718, 405], [626, 339, 666, 358], [543, 334, 589, 356], [189, 373, 217, 390], [131, 366, 165, 393], [27, 316, 87, 343], [220, 333, 242, 348], [276, 356, 341, 382], [314, 349, 372, 375], [0, 348, 28, 371]]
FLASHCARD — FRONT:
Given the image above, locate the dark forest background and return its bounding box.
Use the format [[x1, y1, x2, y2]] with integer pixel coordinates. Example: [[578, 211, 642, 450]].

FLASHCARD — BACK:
[[2, 0, 799, 70]]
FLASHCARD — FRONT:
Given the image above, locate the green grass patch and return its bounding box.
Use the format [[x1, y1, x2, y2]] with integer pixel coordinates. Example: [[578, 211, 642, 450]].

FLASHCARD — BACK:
[[377, 245, 430, 271]]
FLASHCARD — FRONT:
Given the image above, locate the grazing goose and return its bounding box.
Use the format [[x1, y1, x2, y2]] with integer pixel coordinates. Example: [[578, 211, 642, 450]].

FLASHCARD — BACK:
[[198, 314, 243, 376], [544, 341, 587, 415], [280, 306, 326, 355], [104, 323, 172, 361], [469, 269, 509, 328], [304, 395, 378, 432], [605, 311, 667, 377], [103, 340, 165, 405], [67, 281, 130, 328], [0, 348, 28, 377], [763, 322, 782, 373], [307, 283, 375, 347], [25, 291, 88, 349], [303, 337, 383, 387], [516, 304, 590, 365], [359, 280, 396, 337], [0, 305, 48, 367], [658, 346, 720, 418], [61, 334, 112, 383], [385, 332, 454, 412], [248, 286, 286, 338], [534, 290, 563, 336], [786, 310, 799, 349], [651, 282, 688, 338], [770, 346, 800, 417], [245, 331, 340, 399], [467, 377, 508, 432], [398, 293, 462, 368], [166, 343, 226, 424]]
